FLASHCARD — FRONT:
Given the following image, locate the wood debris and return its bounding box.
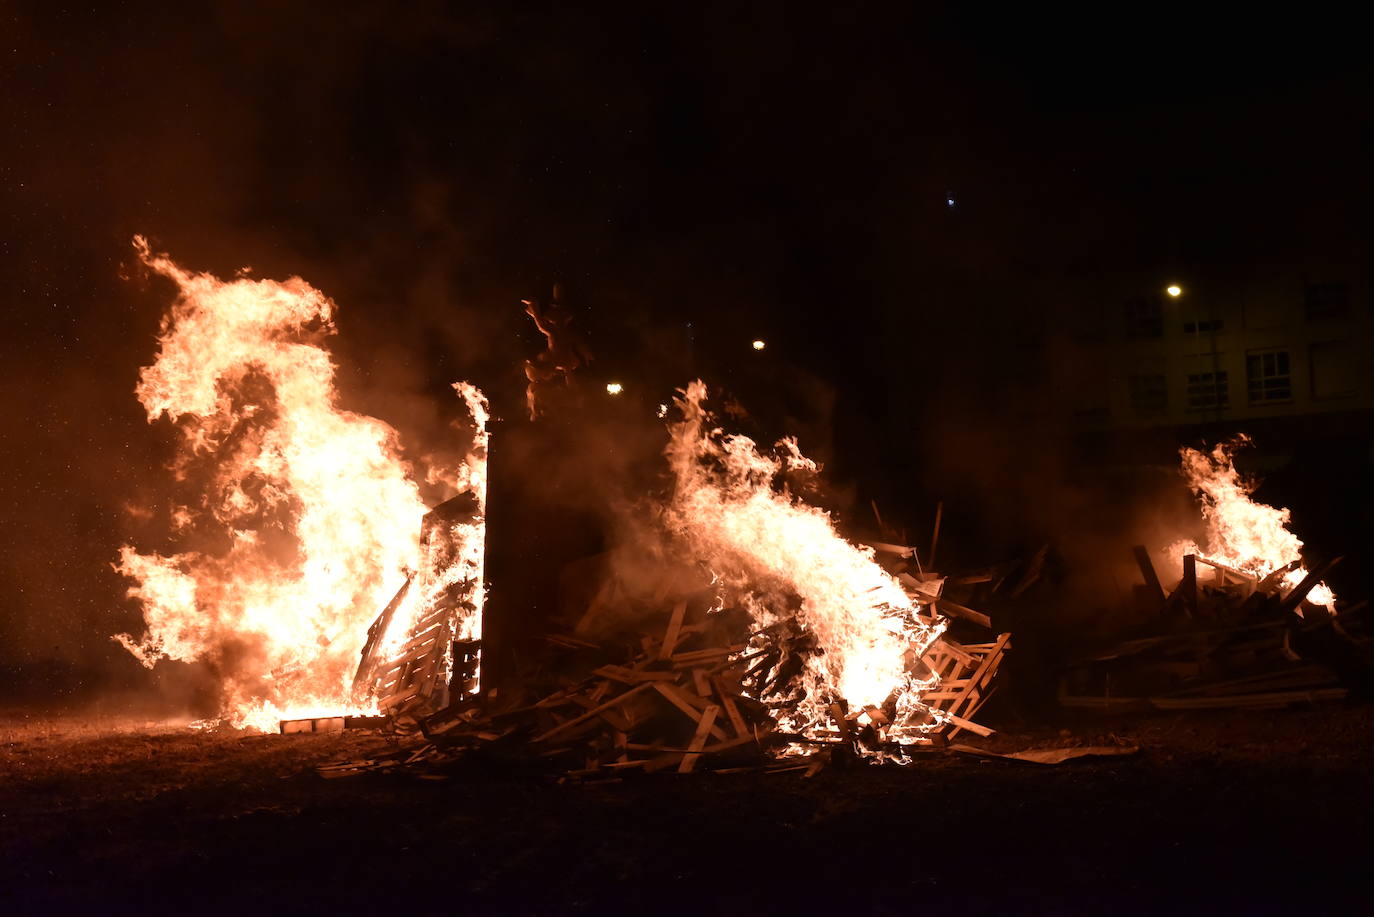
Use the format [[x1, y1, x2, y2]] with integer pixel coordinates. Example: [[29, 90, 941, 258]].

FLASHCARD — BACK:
[[313, 547, 1024, 779], [1060, 549, 1369, 713]]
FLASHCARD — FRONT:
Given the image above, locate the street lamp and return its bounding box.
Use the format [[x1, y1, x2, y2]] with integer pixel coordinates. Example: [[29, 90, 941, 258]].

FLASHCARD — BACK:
[[1166, 284, 1182, 298]]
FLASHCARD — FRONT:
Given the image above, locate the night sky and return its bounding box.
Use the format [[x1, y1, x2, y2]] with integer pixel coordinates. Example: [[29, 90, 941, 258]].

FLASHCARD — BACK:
[[3, 4, 1371, 686]]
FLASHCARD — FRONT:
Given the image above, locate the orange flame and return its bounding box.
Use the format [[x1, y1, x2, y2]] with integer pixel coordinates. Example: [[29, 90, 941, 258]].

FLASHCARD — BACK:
[[115, 238, 485, 729], [1170, 436, 1335, 608], [663, 381, 944, 743]]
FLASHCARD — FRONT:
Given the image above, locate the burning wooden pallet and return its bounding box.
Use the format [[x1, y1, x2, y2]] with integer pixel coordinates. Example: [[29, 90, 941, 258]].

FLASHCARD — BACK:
[[376, 599, 777, 779], [317, 560, 1014, 777], [918, 634, 1012, 738], [350, 494, 484, 719], [1061, 547, 1365, 712]]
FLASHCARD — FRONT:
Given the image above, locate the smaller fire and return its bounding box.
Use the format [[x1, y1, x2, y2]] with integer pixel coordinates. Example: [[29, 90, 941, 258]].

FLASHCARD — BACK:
[[663, 381, 946, 746], [1169, 436, 1335, 609]]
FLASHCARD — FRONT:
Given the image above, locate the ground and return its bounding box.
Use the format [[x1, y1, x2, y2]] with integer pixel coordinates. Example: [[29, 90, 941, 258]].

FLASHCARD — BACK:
[[4, 703, 1373, 915]]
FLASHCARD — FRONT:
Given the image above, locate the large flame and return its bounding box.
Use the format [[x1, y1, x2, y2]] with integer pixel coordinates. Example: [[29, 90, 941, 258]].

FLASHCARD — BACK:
[[1171, 436, 1335, 607], [116, 238, 484, 728], [663, 381, 943, 742]]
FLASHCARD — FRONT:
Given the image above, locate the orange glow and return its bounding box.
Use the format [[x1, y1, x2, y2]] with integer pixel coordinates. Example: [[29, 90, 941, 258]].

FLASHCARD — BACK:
[[1169, 436, 1335, 609], [115, 238, 486, 729], [663, 381, 944, 745]]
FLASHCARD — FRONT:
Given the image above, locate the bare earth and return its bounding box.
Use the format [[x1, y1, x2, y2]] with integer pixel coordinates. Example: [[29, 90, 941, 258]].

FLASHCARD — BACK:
[[3, 704, 1373, 915]]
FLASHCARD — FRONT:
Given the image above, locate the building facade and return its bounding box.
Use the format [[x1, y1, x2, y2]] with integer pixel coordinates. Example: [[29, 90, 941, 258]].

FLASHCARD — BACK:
[[1064, 260, 1374, 445]]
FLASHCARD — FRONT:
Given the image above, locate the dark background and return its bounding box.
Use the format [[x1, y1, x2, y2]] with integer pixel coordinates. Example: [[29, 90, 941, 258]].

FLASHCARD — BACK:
[[3, 3, 1372, 699]]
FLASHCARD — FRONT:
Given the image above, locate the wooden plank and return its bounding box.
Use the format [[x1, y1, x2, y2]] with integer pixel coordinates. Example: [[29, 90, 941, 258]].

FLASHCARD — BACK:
[[1150, 688, 1347, 710], [1008, 545, 1048, 598], [1133, 545, 1166, 605], [929, 637, 976, 667], [533, 683, 653, 743], [1257, 559, 1302, 595], [652, 683, 728, 740], [350, 575, 414, 700], [934, 598, 992, 629], [946, 632, 1011, 719], [1279, 557, 1343, 612], [678, 705, 721, 773], [591, 664, 676, 684], [713, 677, 749, 737], [830, 703, 852, 745], [941, 710, 994, 737], [645, 725, 757, 753], [670, 647, 746, 668], [659, 600, 689, 660], [1178, 553, 1197, 616], [928, 501, 944, 570], [644, 754, 688, 774], [1194, 555, 1258, 583], [862, 540, 918, 558]]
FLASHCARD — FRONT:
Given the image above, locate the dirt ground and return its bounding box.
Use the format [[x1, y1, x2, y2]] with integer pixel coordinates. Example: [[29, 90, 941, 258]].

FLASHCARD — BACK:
[[3, 702, 1373, 915]]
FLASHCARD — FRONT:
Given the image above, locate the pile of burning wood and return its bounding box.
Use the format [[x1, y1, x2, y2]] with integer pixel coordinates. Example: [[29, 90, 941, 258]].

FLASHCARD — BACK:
[[1059, 546, 1368, 713], [1059, 439, 1370, 713], [313, 550, 1017, 781]]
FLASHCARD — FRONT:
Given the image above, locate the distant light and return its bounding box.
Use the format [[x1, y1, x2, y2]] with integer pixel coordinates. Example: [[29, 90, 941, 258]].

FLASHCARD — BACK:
[[656, 403, 668, 418], [1167, 284, 1182, 298], [946, 196, 955, 208], [605, 382, 623, 395], [752, 339, 766, 351]]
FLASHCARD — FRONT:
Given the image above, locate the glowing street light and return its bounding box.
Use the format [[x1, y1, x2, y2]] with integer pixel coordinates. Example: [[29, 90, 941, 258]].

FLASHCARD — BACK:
[[1166, 284, 1182, 298], [752, 339, 766, 351], [605, 382, 623, 395]]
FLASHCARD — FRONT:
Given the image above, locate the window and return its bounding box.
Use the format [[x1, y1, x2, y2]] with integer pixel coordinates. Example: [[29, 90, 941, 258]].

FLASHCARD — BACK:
[[1128, 373, 1167, 414], [1186, 371, 1229, 411], [1305, 283, 1349, 322], [1246, 349, 1292, 403], [1183, 318, 1223, 334], [1124, 296, 1162, 339]]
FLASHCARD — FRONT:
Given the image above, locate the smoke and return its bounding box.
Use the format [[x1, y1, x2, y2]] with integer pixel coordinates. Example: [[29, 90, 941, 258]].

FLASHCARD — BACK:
[[9, 4, 1363, 711]]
